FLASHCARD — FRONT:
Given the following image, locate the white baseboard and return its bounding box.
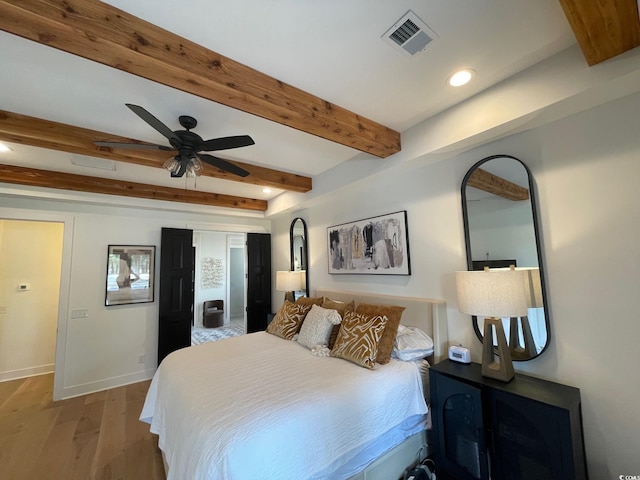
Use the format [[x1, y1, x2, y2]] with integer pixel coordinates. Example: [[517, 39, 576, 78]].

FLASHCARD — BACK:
[[0, 364, 54, 383], [57, 369, 156, 400]]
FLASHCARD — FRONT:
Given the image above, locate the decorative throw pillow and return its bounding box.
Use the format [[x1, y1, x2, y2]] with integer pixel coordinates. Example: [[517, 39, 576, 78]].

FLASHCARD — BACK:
[[322, 298, 355, 314], [328, 324, 342, 350], [297, 304, 342, 349], [295, 296, 324, 306], [355, 303, 406, 364], [330, 311, 388, 369], [266, 301, 312, 340], [322, 298, 355, 349]]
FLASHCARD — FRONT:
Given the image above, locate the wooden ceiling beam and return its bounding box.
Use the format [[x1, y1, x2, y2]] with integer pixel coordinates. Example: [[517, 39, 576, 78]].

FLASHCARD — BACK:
[[0, 163, 267, 211], [559, 0, 640, 65], [467, 168, 529, 201], [0, 0, 401, 158], [0, 110, 312, 193]]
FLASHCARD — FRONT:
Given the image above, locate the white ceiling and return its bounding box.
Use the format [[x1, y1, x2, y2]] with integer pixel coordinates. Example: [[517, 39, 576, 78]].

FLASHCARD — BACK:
[[0, 0, 577, 204]]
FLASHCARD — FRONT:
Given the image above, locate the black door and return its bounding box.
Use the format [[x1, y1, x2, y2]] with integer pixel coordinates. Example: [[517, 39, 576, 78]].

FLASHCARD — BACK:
[[158, 227, 194, 364], [246, 233, 271, 333]]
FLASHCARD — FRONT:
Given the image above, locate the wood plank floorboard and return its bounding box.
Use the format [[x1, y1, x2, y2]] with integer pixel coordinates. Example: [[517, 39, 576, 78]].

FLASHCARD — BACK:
[[0, 374, 165, 480]]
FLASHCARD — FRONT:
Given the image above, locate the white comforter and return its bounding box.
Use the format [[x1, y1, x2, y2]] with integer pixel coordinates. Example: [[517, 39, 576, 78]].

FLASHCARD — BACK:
[[140, 332, 427, 480]]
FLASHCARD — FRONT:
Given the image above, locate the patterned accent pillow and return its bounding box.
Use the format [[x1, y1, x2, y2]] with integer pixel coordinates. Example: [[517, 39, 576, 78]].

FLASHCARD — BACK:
[[266, 301, 312, 340], [322, 298, 355, 349], [297, 304, 342, 349], [330, 311, 388, 369], [355, 303, 406, 365], [295, 296, 324, 306]]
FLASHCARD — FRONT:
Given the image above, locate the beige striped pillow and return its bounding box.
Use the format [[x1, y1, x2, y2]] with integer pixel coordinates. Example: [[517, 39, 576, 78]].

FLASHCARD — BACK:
[[266, 301, 312, 340], [330, 311, 388, 369]]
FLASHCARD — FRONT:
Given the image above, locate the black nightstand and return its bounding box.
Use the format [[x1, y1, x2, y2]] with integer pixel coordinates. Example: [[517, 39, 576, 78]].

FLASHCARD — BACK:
[[429, 359, 588, 480]]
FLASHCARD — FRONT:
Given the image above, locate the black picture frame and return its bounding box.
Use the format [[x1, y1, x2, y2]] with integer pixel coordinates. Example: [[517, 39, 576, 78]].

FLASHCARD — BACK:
[[105, 245, 156, 306], [327, 210, 411, 275]]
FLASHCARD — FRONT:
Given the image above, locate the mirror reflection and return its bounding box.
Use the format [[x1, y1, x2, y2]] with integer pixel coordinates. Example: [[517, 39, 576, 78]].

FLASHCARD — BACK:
[[290, 218, 309, 298], [461, 155, 550, 360]]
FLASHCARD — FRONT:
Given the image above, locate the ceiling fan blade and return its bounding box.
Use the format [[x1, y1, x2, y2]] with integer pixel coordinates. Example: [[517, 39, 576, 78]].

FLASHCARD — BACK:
[[125, 104, 182, 147], [198, 153, 250, 177], [94, 141, 174, 151], [200, 135, 255, 152]]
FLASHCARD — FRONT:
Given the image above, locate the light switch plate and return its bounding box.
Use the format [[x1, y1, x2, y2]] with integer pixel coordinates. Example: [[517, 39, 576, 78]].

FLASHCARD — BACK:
[[71, 309, 89, 319]]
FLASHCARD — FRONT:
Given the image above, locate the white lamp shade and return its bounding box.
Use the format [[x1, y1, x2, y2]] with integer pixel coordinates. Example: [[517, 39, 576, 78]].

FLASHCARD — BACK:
[[456, 269, 528, 318], [276, 270, 305, 292]]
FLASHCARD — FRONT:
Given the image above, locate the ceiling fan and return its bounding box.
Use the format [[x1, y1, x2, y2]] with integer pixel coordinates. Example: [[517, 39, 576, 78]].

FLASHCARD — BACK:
[[94, 104, 254, 178]]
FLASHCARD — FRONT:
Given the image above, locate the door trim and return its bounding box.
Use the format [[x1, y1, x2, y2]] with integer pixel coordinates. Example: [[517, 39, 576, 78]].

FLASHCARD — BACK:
[[0, 207, 74, 401]]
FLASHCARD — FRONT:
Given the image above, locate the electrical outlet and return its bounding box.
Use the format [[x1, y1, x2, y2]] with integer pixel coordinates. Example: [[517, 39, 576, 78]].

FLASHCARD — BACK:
[[137, 354, 145, 364]]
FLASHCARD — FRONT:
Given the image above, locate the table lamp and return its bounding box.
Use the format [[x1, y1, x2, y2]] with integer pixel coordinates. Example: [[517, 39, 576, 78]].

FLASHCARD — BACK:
[[276, 270, 305, 303], [456, 267, 528, 382]]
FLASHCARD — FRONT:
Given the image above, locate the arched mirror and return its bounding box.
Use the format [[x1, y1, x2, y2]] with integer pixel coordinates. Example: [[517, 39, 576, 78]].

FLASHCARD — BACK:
[[290, 218, 309, 298], [461, 155, 550, 360]]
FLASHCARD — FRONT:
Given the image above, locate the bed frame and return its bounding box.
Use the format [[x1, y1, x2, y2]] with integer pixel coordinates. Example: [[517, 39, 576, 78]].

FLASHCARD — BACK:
[[161, 289, 448, 480], [316, 288, 448, 480]]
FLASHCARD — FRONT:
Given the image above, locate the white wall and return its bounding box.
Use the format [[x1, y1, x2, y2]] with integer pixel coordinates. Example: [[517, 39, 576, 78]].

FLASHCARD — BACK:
[[0, 220, 63, 381], [0, 195, 269, 400], [271, 91, 640, 476]]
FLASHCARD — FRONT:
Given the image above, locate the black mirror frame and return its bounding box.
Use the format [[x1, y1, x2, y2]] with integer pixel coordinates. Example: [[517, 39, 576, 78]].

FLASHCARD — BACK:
[[290, 217, 310, 296], [461, 154, 551, 360]]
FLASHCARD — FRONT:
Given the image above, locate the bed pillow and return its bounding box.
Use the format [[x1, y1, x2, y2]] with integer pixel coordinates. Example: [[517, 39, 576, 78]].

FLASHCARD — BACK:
[[297, 304, 342, 349], [295, 296, 324, 306], [355, 303, 406, 364], [392, 325, 434, 361], [266, 301, 312, 340], [330, 311, 388, 369], [322, 298, 356, 349]]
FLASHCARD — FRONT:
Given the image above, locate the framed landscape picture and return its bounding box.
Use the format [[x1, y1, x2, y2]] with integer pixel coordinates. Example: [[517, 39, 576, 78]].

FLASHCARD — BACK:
[[105, 245, 156, 306], [327, 210, 411, 275]]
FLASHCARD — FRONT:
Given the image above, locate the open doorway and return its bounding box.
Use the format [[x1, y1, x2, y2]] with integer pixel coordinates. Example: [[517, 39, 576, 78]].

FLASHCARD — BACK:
[[0, 219, 63, 383], [190, 231, 246, 345]]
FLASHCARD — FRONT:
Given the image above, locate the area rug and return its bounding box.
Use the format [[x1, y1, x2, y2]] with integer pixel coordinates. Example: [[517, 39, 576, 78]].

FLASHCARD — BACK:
[[191, 325, 245, 345]]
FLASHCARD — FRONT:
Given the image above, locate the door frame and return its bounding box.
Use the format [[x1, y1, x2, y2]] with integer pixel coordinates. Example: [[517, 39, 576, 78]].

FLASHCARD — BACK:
[[226, 234, 247, 330], [0, 207, 74, 401], [187, 223, 267, 329]]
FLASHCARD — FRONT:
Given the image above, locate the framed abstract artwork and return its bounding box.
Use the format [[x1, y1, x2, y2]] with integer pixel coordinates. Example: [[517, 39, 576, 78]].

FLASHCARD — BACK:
[[327, 211, 411, 275], [105, 245, 156, 306]]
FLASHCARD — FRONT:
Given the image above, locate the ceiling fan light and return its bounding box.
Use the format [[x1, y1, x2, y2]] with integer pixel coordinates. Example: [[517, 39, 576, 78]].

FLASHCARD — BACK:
[[191, 156, 203, 172], [163, 156, 179, 171]]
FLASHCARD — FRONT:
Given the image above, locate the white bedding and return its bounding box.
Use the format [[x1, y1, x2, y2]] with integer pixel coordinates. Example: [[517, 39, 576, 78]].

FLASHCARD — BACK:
[[140, 332, 428, 480]]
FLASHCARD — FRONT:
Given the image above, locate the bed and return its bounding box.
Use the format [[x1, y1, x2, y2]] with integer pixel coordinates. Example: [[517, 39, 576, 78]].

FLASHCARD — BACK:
[[140, 289, 448, 480]]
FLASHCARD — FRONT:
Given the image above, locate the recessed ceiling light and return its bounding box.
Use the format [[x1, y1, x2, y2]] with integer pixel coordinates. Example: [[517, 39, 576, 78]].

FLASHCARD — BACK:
[[448, 69, 474, 87], [262, 188, 272, 194], [0, 142, 13, 153]]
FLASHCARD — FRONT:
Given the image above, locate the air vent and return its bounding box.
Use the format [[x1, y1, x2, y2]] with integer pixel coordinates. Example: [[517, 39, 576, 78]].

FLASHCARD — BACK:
[[382, 10, 438, 56], [70, 154, 116, 170]]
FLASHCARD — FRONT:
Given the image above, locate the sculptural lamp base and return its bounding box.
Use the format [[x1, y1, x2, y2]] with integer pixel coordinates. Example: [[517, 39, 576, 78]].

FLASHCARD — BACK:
[[284, 291, 295, 303], [481, 317, 515, 383]]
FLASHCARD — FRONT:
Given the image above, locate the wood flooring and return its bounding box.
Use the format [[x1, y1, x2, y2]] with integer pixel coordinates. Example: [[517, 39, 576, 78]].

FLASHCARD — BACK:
[[0, 374, 166, 480]]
